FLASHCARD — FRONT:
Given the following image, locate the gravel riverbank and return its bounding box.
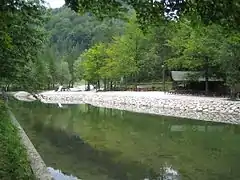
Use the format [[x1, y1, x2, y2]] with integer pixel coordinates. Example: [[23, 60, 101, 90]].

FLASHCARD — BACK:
[[39, 91, 240, 124]]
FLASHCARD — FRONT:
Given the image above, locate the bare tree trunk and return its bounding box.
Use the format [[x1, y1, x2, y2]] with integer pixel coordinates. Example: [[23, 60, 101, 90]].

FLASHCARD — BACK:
[[230, 86, 237, 100], [5, 84, 9, 91], [114, 81, 117, 90], [204, 57, 209, 95], [205, 72, 209, 95], [110, 81, 113, 90], [97, 80, 100, 90], [104, 78, 107, 91], [87, 82, 90, 91]]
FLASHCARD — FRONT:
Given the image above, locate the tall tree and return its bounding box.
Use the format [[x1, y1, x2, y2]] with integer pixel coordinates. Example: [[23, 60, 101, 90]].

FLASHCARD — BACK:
[[0, 0, 47, 84], [45, 6, 125, 86], [218, 32, 240, 98], [166, 20, 224, 94], [58, 61, 71, 85], [65, 0, 240, 29], [81, 43, 108, 88]]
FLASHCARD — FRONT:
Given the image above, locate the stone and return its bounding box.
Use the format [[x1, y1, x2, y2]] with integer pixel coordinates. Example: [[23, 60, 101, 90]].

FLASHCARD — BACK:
[[37, 91, 240, 124], [196, 108, 203, 112], [228, 110, 234, 114]]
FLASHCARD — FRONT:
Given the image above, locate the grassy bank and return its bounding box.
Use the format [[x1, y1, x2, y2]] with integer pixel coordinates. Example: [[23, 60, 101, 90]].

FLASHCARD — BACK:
[[0, 100, 34, 179]]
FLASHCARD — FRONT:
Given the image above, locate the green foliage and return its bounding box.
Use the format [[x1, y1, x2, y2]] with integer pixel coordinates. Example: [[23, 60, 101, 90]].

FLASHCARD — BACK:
[[0, 101, 34, 179], [1, 0, 239, 94], [74, 58, 84, 82], [45, 7, 124, 57], [58, 61, 71, 85], [167, 20, 223, 73], [183, 0, 240, 29], [81, 43, 108, 83], [165, 18, 240, 96], [218, 32, 240, 91], [0, 0, 47, 82], [65, 0, 240, 29], [41, 7, 125, 87], [78, 14, 159, 87]]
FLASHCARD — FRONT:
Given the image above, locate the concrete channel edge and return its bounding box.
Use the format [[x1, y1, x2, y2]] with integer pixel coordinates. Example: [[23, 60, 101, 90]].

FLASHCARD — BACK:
[[8, 110, 53, 180]]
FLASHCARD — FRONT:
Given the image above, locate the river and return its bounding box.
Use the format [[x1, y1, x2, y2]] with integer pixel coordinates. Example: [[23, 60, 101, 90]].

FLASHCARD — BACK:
[[10, 100, 240, 180]]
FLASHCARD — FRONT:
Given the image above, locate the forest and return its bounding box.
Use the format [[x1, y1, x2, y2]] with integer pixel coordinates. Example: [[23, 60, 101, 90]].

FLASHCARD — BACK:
[[1, 0, 240, 96]]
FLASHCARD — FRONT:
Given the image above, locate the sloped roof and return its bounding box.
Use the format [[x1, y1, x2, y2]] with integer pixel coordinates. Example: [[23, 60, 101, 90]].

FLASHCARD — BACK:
[[171, 71, 223, 82]]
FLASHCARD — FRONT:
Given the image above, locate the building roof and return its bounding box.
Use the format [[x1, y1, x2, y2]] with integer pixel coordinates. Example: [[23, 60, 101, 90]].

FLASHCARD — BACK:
[[171, 71, 223, 82]]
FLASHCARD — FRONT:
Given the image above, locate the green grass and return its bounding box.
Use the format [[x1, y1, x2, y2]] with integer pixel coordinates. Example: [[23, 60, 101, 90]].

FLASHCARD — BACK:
[[0, 100, 35, 180]]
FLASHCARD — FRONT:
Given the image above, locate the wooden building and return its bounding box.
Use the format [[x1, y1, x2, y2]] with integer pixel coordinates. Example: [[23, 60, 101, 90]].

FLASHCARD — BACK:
[[170, 71, 227, 96]]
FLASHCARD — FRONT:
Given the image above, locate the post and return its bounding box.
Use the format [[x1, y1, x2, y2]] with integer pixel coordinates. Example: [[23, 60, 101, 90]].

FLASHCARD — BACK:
[[162, 65, 166, 92]]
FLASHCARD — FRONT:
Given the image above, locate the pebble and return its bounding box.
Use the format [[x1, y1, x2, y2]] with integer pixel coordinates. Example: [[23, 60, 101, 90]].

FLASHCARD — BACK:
[[37, 91, 240, 124]]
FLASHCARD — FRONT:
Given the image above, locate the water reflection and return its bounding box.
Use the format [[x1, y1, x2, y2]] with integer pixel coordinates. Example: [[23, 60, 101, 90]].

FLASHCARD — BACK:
[[10, 100, 240, 180], [48, 167, 79, 180], [144, 165, 180, 180], [170, 125, 224, 132]]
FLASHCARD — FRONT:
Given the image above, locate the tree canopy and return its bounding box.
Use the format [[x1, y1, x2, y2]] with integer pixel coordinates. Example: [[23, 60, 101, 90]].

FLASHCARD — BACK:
[[0, 0, 47, 84], [65, 0, 240, 28], [1, 0, 239, 98]]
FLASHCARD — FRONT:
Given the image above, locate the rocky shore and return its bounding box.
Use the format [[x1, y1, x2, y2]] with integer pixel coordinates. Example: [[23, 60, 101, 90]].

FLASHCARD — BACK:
[[39, 91, 240, 124]]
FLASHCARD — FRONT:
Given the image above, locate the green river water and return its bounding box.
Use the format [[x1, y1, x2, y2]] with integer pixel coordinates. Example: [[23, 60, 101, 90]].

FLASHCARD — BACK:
[[10, 100, 240, 180]]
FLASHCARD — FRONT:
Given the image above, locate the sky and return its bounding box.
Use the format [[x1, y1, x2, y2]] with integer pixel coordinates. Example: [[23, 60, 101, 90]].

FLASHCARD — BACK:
[[45, 0, 65, 8]]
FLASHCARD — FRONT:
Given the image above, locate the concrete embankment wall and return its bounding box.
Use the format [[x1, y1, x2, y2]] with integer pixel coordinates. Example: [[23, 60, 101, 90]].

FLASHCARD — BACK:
[[9, 111, 53, 180], [39, 91, 240, 124]]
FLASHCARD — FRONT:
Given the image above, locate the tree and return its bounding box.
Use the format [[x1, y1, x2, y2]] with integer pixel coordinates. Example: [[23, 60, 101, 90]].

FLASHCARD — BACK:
[[106, 14, 149, 85], [76, 12, 171, 89], [137, 23, 172, 82], [29, 56, 50, 90], [65, 0, 240, 29], [44, 6, 125, 87], [0, 0, 47, 84], [166, 20, 224, 94], [63, 44, 82, 87], [73, 58, 84, 82], [58, 61, 71, 85], [42, 47, 60, 88], [81, 43, 107, 89], [218, 32, 240, 98]]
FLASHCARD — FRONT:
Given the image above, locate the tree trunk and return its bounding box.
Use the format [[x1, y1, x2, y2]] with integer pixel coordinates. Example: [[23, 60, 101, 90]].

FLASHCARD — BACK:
[[71, 70, 74, 88], [204, 57, 209, 95], [205, 72, 209, 95], [134, 73, 138, 91], [87, 82, 90, 91], [114, 81, 117, 90], [230, 86, 237, 100], [97, 80, 100, 90], [110, 81, 113, 90], [104, 78, 107, 91], [124, 76, 127, 90]]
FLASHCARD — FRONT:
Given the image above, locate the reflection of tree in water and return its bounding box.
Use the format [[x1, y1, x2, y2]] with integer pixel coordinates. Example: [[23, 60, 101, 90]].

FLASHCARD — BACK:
[[144, 165, 180, 180], [31, 121, 165, 180], [10, 100, 240, 180]]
